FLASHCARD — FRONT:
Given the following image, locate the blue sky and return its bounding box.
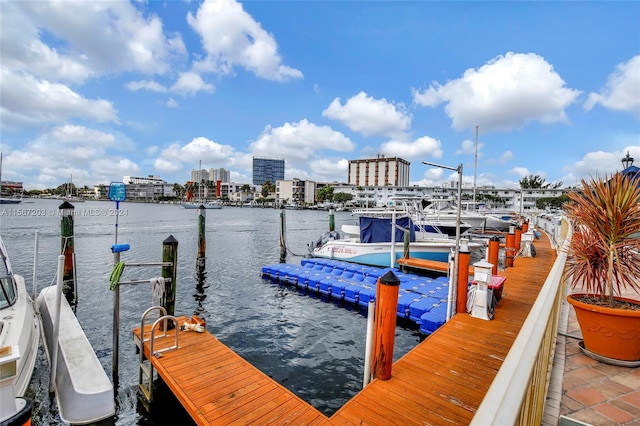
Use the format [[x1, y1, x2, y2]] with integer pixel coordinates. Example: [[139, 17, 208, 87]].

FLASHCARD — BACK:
[[1, 0, 639, 191]]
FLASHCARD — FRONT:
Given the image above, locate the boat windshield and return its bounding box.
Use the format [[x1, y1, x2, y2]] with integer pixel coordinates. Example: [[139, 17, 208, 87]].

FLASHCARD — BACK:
[[0, 274, 17, 309]]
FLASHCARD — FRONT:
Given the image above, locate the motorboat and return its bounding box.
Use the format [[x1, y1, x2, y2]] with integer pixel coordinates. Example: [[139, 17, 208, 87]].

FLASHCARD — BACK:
[[308, 216, 483, 268], [0, 236, 39, 422], [181, 200, 222, 209], [351, 202, 474, 238]]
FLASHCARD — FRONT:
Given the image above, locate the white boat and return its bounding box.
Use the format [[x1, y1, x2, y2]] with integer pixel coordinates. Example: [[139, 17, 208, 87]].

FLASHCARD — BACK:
[[309, 216, 483, 268], [352, 202, 474, 238], [0, 237, 40, 398], [0, 346, 33, 425], [181, 200, 222, 209], [0, 237, 39, 424]]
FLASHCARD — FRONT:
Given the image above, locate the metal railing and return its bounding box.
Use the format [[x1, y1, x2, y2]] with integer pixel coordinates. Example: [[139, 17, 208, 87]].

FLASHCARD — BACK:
[[471, 216, 572, 425]]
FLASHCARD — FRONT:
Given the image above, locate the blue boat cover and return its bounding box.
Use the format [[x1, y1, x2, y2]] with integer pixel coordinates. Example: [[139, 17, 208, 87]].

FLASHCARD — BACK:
[[359, 216, 415, 243]]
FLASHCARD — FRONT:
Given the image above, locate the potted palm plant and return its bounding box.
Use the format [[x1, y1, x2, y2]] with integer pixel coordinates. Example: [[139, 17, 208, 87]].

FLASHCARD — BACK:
[[565, 172, 640, 362]]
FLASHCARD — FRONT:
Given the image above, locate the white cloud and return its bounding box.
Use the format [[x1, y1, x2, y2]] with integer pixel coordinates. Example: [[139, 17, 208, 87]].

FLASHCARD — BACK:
[[413, 52, 581, 132], [0, 70, 118, 129], [323, 92, 412, 138], [1, 1, 186, 82], [171, 71, 215, 95], [307, 158, 349, 182], [455, 139, 484, 156], [3, 126, 138, 188], [166, 98, 179, 108], [509, 166, 533, 178], [562, 147, 640, 180], [126, 80, 168, 93], [381, 136, 443, 159], [249, 119, 354, 168], [584, 55, 640, 118], [187, 0, 302, 81], [155, 137, 236, 173]]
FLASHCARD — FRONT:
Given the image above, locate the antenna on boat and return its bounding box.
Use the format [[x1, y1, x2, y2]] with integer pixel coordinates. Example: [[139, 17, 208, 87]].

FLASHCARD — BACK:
[[473, 125, 478, 204]]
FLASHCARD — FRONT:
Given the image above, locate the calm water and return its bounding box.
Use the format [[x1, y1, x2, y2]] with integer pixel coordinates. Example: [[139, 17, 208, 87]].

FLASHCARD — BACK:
[[1, 199, 422, 425]]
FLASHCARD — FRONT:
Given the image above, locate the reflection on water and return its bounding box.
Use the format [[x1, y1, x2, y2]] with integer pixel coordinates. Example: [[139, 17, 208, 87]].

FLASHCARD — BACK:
[[1, 199, 421, 424]]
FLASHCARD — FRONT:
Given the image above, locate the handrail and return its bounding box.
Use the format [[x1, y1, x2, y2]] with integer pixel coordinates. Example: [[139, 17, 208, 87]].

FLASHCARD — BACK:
[[471, 217, 572, 425]]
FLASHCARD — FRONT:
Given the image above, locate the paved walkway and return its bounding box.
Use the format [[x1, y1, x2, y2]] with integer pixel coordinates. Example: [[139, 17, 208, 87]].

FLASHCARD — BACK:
[[545, 287, 640, 426]]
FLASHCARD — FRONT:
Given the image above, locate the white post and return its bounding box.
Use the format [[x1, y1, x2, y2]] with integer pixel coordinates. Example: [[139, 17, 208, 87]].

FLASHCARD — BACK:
[[32, 230, 39, 301], [390, 210, 396, 267], [50, 254, 65, 392], [362, 300, 375, 388]]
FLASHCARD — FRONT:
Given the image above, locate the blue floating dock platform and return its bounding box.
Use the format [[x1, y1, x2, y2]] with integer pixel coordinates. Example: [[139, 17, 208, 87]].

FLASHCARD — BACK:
[[261, 258, 454, 334]]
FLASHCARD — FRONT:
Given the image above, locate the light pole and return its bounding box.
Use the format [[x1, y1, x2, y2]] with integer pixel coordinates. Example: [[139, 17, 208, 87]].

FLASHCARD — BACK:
[[422, 160, 463, 320], [622, 151, 634, 170]]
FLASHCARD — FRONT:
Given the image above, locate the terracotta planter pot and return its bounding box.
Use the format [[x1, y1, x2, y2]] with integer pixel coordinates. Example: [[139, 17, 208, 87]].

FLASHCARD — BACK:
[[567, 294, 640, 362]]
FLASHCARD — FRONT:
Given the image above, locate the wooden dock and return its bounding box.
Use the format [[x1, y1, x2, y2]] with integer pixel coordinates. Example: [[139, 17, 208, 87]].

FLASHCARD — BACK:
[[396, 257, 474, 275], [132, 321, 327, 425], [134, 230, 556, 425]]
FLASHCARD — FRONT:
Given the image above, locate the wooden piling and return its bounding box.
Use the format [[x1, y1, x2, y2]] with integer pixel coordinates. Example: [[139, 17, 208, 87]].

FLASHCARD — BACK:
[[329, 208, 335, 232], [59, 201, 76, 305], [456, 242, 471, 315], [514, 226, 523, 255], [197, 205, 206, 270], [505, 227, 515, 268], [279, 207, 286, 263], [372, 271, 400, 381], [161, 235, 178, 322], [403, 229, 410, 259], [488, 236, 500, 275]]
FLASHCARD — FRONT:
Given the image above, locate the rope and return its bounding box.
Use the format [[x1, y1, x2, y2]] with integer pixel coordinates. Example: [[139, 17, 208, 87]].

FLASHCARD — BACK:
[[150, 277, 165, 299], [109, 262, 125, 291]]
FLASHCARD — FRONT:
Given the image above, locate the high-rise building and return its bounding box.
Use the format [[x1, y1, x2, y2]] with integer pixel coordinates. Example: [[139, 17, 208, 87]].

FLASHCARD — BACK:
[[252, 157, 285, 185], [190, 168, 208, 183], [209, 168, 231, 183], [348, 156, 410, 187]]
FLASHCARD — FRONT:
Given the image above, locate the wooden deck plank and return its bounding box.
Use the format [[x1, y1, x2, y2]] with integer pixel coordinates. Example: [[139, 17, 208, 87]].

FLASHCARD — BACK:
[[133, 319, 327, 426], [331, 229, 556, 425], [132, 228, 556, 425]]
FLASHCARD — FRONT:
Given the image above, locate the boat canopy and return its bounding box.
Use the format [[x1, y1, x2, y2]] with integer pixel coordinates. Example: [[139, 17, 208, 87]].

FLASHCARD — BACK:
[[359, 216, 415, 243]]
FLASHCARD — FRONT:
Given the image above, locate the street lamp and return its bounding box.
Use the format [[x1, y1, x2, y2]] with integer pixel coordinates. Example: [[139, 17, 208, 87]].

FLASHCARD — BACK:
[[422, 160, 463, 321], [622, 151, 634, 169]]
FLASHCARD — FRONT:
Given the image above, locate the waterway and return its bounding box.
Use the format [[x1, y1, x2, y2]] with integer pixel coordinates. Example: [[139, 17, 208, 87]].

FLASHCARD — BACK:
[[1, 199, 423, 425]]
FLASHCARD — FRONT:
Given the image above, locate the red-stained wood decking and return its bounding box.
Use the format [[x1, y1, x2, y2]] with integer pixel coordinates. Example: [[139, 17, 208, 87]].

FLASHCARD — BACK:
[[133, 230, 556, 425], [132, 321, 327, 425]]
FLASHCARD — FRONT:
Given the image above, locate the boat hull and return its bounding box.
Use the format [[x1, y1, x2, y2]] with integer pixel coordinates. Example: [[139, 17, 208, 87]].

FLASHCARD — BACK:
[[181, 202, 222, 209], [311, 239, 480, 268]]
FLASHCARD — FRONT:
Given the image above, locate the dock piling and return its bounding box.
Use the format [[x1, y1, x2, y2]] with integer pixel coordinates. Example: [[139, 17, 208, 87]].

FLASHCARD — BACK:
[[514, 226, 523, 255], [279, 207, 286, 263], [59, 201, 76, 305], [329, 208, 335, 232], [197, 205, 206, 270], [505, 226, 516, 268], [161, 236, 178, 323], [372, 271, 400, 381], [488, 236, 500, 275], [457, 240, 471, 315]]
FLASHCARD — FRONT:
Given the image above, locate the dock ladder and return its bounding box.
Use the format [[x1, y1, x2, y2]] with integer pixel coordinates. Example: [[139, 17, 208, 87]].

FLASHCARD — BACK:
[[136, 307, 179, 402]]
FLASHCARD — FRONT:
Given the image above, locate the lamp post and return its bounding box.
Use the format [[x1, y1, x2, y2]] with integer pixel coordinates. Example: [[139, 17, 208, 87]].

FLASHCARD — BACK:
[[622, 151, 634, 169], [422, 160, 463, 320]]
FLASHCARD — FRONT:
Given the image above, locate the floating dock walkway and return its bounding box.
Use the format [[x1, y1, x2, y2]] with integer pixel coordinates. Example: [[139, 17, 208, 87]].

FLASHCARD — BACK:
[[261, 258, 460, 334], [134, 229, 556, 425], [133, 317, 327, 425]]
